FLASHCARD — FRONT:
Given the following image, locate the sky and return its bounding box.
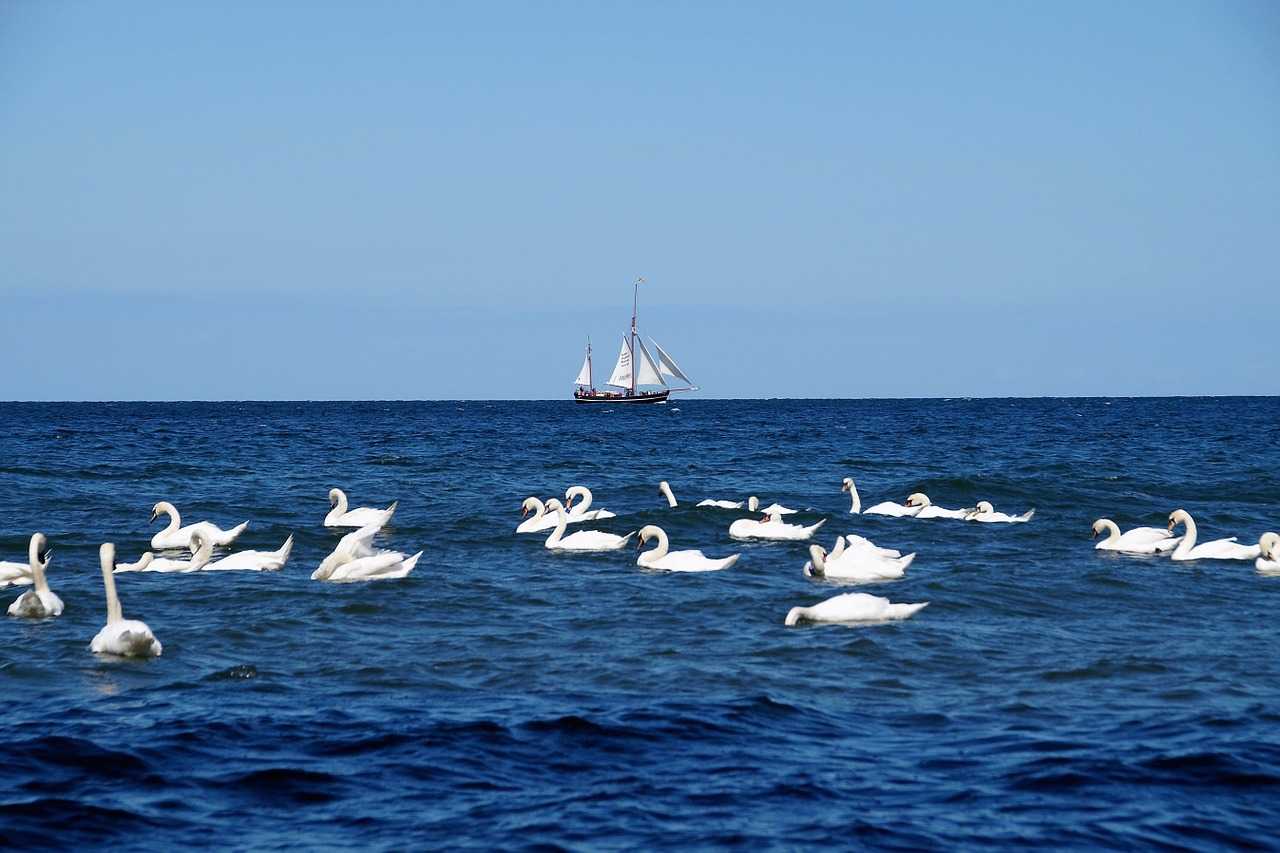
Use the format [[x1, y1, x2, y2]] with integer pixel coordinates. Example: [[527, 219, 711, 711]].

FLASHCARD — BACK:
[[1, 1, 1277, 400]]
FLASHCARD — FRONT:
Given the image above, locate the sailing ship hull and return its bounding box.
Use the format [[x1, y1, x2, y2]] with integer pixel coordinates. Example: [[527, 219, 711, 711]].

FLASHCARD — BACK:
[[574, 390, 669, 404]]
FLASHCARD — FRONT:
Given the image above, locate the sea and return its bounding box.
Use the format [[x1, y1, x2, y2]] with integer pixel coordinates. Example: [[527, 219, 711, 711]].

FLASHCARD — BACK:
[[1, 397, 1278, 851]]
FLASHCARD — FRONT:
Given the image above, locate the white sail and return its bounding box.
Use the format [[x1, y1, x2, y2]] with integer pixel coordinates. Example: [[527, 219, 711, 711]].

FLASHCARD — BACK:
[[634, 337, 667, 388], [649, 338, 694, 387], [573, 339, 592, 386], [606, 337, 632, 388]]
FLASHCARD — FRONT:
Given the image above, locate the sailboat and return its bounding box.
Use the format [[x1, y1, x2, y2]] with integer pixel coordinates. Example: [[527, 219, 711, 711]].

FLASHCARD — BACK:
[[572, 279, 699, 404]]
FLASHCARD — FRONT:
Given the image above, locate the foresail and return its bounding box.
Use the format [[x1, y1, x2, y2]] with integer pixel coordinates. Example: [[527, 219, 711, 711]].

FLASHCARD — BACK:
[[606, 338, 632, 388], [650, 338, 694, 387], [573, 351, 592, 387], [633, 337, 667, 388]]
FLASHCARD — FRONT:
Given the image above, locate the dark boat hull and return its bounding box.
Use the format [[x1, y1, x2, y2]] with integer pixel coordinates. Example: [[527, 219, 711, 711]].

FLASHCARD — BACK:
[[573, 390, 669, 404]]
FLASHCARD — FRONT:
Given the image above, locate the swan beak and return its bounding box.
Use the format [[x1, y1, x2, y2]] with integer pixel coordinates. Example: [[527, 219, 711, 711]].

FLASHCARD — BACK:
[[149, 510, 159, 522]]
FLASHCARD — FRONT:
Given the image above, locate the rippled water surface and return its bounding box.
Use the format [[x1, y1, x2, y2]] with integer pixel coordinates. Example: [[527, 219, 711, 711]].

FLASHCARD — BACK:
[[2, 398, 1278, 850]]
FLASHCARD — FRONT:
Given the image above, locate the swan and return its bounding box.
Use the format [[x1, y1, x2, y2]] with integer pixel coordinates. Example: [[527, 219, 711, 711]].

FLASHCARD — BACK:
[[748, 497, 797, 515], [542, 499, 634, 551], [7, 533, 63, 618], [841, 534, 904, 558], [803, 543, 914, 582], [842, 478, 916, 516], [659, 481, 742, 509], [115, 531, 212, 573], [1167, 509, 1262, 562], [1256, 532, 1280, 575], [90, 543, 162, 657], [202, 535, 293, 571], [0, 532, 48, 588], [311, 528, 421, 582], [517, 497, 556, 533], [906, 493, 971, 520], [1091, 518, 1181, 554], [784, 592, 929, 626], [149, 501, 248, 550], [325, 488, 398, 528], [963, 501, 1035, 523], [315, 523, 381, 576], [636, 525, 740, 572], [729, 513, 825, 541], [565, 485, 617, 520]]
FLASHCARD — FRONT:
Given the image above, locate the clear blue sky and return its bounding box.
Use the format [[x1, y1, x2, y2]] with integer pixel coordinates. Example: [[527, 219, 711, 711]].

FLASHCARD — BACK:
[[2, 1, 1277, 400]]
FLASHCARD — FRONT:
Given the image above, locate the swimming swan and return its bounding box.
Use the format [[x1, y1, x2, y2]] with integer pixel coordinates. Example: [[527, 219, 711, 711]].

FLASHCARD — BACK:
[[1167, 509, 1262, 562], [149, 501, 248, 550], [784, 592, 929, 626], [565, 485, 617, 520], [729, 513, 825, 541], [0, 532, 48, 588], [202, 535, 293, 571], [749, 497, 797, 515], [7, 533, 63, 618], [636, 525, 740, 572], [1091, 518, 1181, 554], [90, 543, 162, 657], [325, 488, 398, 528], [115, 530, 212, 573], [842, 478, 916, 516], [542, 499, 634, 551], [658, 481, 742, 509], [311, 526, 421, 582], [1256, 532, 1280, 575], [803, 542, 914, 583], [906, 493, 971, 520], [963, 501, 1035, 523]]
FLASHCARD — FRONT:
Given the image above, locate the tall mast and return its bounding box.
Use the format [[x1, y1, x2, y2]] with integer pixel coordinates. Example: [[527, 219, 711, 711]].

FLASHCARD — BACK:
[[631, 277, 641, 395]]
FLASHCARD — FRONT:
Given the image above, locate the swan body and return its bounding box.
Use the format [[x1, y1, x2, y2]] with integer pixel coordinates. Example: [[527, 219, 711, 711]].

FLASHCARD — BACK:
[[149, 501, 248, 549], [1091, 519, 1181, 554], [659, 481, 743, 509], [90, 543, 161, 657], [542, 499, 634, 551], [748, 497, 797, 515], [7, 534, 63, 618], [325, 488, 398, 528], [964, 501, 1035, 523], [0, 532, 49, 588], [203, 535, 293, 571], [729, 513, 825, 541], [312, 547, 421, 582], [1167, 509, 1261, 562], [565, 485, 617, 521], [841, 534, 904, 559], [803, 543, 914, 582], [116, 531, 212, 573], [636, 525, 740, 572], [906, 493, 971, 520], [784, 592, 929, 626], [1256, 532, 1280, 575]]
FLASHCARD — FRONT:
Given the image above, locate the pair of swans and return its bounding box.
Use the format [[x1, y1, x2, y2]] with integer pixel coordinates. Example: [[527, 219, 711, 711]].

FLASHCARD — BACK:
[[325, 488, 398, 529], [784, 591, 929, 626], [1166, 509, 1263, 562], [658, 482, 797, 514], [91, 543, 162, 657], [150, 501, 248, 550], [636, 525, 739, 572], [1091, 519, 1182, 554], [840, 479, 968, 518], [803, 535, 914, 583], [0, 532, 47, 588], [6, 533, 63, 618], [312, 524, 420, 582], [517, 487, 614, 533], [729, 513, 825, 541], [542, 499, 634, 551], [118, 530, 293, 572]]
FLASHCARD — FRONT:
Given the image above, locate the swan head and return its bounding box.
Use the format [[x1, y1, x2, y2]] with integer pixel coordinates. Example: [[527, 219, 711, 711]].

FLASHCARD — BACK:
[[521, 497, 544, 518], [637, 524, 664, 549], [1261, 532, 1280, 561], [1091, 519, 1111, 539], [149, 501, 176, 523], [1168, 508, 1192, 532], [29, 532, 50, 568], [807, 544, 827, 576], [906, 492, 931, 508], [328, 488, 345, 508], [841, 478, 853, 493], [964, 501, 993, 520], [748, 496, 760, 512]]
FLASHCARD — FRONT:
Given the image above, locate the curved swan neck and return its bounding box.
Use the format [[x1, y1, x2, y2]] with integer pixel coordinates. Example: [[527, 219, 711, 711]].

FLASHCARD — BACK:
[[544, 500, 568, 544], [843, 479, 861, 513], [1169, 510, 1197, 557], [1093, 519, 1120, 544], [99, 544, 123, 624], [152, 502, 181, 534], [638, 525, 669, 562], [808, 544, 826, 575], [659, 482, 677, 507], [566, 486, 593, 513]]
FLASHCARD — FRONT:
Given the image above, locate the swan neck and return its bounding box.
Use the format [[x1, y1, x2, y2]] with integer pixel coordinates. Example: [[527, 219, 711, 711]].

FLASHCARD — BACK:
[[100, 546, 123, 624], [660, 483, 676, 507]]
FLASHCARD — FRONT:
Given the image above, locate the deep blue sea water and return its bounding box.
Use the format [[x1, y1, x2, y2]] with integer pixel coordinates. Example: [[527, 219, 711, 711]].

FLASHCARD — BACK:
[[1, 398, 1278, 850]]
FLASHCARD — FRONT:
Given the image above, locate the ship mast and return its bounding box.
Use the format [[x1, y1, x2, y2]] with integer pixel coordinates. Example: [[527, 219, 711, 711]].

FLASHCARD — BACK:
[[630, 278, 641, 395]]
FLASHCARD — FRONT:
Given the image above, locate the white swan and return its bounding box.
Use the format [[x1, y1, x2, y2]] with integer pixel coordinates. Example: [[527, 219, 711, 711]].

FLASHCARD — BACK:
[[842, 478, 916, 516], [963, 500, 1035, 523], [729, 513, 825, 541], [659, 481, 743, 509], [115, 531, 212, 573], [1167, 509, 1262, 562], [542, 499, 634, 551], [325, 488, 398, 528], [906, 493, 971, 520], [803, 543, 914, 583], [311, 525, 421, 582], [784, 592, 929, 626], [1091, 518, 1181, 554], [565, 485, 617, 520], [748, 496, 797, 515], [90, 543, 162, 657], [149, 501, 248, 550], [0, 532, 47, 588], [7, 533, 63, 618], [841, 534, 904, 558], [202, 535, 293, 571], [517, 497, 555, 533], [1256, 532, 1280, 575], [636, 525, 740, 572]]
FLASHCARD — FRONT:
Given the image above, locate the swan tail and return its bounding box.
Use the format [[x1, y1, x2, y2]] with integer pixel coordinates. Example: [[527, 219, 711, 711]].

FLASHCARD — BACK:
[[1020, 509, 1036, 522], [401, 552, 422, 574], [275, 535, 294, 565]]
